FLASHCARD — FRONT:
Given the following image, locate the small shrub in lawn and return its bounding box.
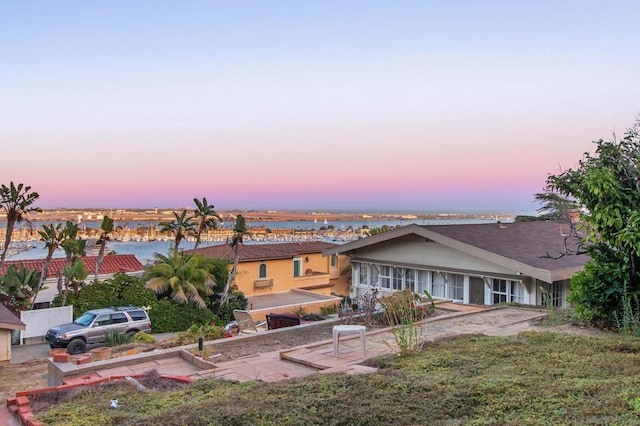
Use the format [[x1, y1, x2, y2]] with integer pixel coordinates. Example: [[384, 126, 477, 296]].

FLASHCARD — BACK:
[[320, 304, 338, 316]]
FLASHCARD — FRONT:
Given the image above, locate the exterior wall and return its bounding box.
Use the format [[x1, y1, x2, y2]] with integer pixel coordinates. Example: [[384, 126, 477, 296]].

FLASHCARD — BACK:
[[355, 238, 517, 276], [0, 329, 11, 362], [231, 253, 349, 297]]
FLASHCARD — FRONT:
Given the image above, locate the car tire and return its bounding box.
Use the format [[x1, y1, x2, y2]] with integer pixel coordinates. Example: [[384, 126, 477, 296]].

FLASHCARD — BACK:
[[67, 339, 87, 355]]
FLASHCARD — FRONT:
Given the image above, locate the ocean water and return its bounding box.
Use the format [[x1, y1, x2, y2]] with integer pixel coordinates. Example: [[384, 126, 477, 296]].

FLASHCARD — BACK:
[[6, 217, 503, 264]]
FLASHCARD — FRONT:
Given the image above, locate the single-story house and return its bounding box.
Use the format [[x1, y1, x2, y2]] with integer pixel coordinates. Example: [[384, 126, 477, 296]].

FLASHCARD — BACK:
[[323, 221, 588, 308], [190, 241, 350, 319], [0, 254, 145, 308], [0, 304, 25, 361]]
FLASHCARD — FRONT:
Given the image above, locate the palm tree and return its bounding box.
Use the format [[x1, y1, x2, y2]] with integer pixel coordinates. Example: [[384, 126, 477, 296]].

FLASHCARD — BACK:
[[220, 215, 248, 306], [159, 210, 196, 251], [1, 265, 41, 315], [33, 223, 65, 305], [192, 197, 222, 250], [143, 249, 216, 308], [58, 221, 86, 305], [62, 258, 88, 305], [0, 182, 42, 270], [94, 215, 114, 281]]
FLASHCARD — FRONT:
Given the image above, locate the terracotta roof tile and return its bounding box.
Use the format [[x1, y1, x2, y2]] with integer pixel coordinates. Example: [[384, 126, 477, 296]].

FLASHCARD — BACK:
[[189, 241, 338, 262], [0, 254, 144, 278]]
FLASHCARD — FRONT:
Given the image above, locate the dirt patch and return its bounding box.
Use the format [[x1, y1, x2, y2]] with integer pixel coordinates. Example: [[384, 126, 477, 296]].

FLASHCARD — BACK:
[[0, 358, 48, 402]]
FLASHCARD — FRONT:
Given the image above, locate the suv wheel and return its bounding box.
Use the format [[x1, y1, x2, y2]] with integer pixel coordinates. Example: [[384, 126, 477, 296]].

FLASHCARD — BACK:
[[67, 339, 87, 355]]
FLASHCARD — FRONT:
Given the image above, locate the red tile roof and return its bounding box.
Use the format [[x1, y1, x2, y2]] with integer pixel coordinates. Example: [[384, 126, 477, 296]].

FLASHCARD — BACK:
[[0, 254, 144, 278], [189, 241, 338, 262]]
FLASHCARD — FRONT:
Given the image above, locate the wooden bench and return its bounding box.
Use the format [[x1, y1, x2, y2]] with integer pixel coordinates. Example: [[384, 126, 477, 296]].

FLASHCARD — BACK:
[[265, 313, 301, 330]]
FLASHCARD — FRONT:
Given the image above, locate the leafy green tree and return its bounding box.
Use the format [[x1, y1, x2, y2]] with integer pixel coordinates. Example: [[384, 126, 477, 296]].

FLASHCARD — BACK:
[[1, 265, 41, 315], [546, 118, 640, 325], [94, 215, 114, 280], [159, 210, 196, 251], [34, 223, 65, 305], [144, 249, 216, 308], [58, 221, 86, 305], [193, 197, 222, 250], [0, 182, 42, 270], [62, 258, 89, 305]]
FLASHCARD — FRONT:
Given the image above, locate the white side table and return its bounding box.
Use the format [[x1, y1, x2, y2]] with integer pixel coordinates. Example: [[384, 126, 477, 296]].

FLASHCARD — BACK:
[[333, 325, 367, 359]]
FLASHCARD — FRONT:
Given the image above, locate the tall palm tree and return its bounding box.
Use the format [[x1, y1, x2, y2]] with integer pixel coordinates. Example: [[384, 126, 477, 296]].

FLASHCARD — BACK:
[[58, 221, 86, 305], [62, 258, 88, 305], [1, 265, 41, 315], [192, 197, 222, 250], [33, 223, 65, 305], [220, 215, 248, 306], [143, 249, 216, 308], [159, 210, 196, 251], [94, 215, 114, 281], [0, 182, 42, 270]]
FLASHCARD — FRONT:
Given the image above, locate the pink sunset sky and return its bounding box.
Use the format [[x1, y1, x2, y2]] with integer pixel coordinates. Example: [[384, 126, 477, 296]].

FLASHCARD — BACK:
[[2, 2, 639, 213]]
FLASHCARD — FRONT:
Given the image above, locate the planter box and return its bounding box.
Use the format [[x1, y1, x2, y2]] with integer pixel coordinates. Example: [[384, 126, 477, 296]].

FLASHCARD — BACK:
[[90, 347, 112, 362]]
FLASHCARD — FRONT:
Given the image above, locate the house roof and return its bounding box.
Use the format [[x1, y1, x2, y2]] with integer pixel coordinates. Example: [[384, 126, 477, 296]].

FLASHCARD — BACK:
[[0, 254, 144, 278], [189, 241, 338, 263], [0, 304, 26, 330], [323, 222, 587, 282]]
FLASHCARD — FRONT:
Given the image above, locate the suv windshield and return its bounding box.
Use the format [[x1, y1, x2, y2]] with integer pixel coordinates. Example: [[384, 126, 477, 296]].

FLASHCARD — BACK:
[[74, 312, 97, 326]]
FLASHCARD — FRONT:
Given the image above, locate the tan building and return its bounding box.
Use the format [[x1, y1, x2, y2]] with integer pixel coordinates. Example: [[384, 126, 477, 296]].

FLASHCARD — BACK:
[[192, 241, 350, 320], [0, 304, 25, 362]]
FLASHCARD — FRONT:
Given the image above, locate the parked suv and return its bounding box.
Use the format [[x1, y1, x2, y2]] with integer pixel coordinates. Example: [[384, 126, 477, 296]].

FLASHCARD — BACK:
[[45, 306, 152, 354]]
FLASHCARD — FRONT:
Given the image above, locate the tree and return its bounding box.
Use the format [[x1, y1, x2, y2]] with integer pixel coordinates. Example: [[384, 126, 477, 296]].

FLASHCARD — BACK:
[[58, 221, 86, 305], [34, 223, 65, 305], [0, 182, 41, 270], [143, 249, 216, 309], [220, 215, 248, 306], [159, 210, 196, 251], [546, 117, 640, 325], [1, 265, 41, 315], [193, 197, 223, 250], [62, 258, 89, 303], [94, 215, 114, 280]]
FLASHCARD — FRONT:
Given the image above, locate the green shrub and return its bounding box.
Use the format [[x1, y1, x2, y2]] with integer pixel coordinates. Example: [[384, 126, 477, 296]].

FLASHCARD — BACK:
[[379, 289, 429, 355], [211, 291, 248, 323], [175, 324, 228, 346], [149, 299, 220, 333], [132, 331, 156, 343], [103, 329, 134, 347], [320, 304, 338, 316]]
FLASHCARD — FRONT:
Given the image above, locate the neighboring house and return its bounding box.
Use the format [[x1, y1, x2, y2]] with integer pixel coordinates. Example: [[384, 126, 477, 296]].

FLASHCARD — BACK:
[[191, 241, 350, 297], [323, 222, 587, 308], [0, 254, 145, 309], [0, 304, 25, 361]]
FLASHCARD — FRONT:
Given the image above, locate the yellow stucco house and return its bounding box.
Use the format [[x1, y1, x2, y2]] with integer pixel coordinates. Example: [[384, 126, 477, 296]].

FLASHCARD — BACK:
[[192, 241, 350, 320]]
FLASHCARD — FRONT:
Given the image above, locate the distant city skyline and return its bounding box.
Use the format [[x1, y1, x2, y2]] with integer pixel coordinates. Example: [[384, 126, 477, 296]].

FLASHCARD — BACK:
[[3, 1, 638, 212]]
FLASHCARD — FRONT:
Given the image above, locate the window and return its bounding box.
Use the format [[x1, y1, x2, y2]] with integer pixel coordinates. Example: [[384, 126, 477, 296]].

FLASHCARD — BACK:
[[331, 254, 337, 267], [111, 313, 128, 324], [370, 264, 380, 287], [405, 269, 416, 292], [259, 263, 267, 279], [539, 280, 563, 307], [417, 270, 429, 294], [293, 258, 302, 277], [95, 315, 111, 326], [448, 274, 464, 301], [379, 265, 391, 289], [492, 279, 524, 304], [392, 267, 403, 290], [431, 272, 445, 298], [357, 263, 369, 287], [128, 310, 147, 321]]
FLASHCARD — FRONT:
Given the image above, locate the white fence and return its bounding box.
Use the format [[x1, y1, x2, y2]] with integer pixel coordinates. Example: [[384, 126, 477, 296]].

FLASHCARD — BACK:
[[20, 306, 73, 344]]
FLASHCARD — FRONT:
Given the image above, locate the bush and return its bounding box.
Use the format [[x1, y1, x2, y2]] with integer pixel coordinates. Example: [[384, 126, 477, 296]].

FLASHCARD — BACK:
[[149, 299, 220, 333], [132, 331, 156, 343], [175, 324, 228, 346], [211, 291, 248, 323], [51, 273, 158, 318], [320, 304, 338, 316], [103, 329, 134, 347]]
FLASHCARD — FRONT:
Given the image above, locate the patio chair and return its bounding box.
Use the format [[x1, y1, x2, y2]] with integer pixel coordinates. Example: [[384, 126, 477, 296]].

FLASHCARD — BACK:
[[233, 310, 268, 334]]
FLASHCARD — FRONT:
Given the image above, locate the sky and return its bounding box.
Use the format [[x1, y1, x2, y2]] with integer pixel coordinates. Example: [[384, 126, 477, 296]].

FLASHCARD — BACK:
[[1, 1, 639, 213]]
